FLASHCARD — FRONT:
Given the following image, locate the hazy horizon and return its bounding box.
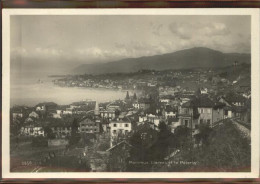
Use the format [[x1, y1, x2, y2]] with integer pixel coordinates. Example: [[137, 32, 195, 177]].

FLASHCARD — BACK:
[[11, 15, 251, 75]]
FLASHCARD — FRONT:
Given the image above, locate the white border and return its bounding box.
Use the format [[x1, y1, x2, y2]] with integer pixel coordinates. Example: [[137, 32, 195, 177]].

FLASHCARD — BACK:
[[2, 8, 260, 179]]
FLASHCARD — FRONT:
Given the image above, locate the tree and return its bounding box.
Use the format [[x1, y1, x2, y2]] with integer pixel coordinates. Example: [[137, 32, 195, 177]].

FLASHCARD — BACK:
[[125, 91, 130, 100], [173, 125, 192, 150], [197, 123, 212, 147], [133, 93, 137, 100], [69, 118, 80, 146], [31, 136, 48, 147], [44, 126, 56, 139], [148, 121, 173, 161]]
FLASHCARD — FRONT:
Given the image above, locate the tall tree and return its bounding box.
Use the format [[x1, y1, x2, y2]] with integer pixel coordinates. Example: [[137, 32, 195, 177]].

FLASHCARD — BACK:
[[133, 93, 137, 100], [125, 91, 130, 100], [69, 118, 80, 146]]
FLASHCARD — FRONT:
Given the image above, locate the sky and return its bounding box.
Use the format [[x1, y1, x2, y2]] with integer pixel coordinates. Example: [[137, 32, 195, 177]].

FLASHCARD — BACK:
[[10, 15, 251, 73]]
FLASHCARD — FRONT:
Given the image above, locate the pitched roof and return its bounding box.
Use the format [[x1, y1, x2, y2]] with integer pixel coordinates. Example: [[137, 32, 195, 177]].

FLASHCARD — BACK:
[[196, 97, 215, 108], [181, 100, 197, 108]]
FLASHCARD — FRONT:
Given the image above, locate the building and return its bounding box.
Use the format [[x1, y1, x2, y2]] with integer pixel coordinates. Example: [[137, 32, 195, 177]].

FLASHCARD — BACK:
[[219, 95, 247, 120], [163, 105, 177, 119], [109, 117, 132, 136], [20, 125, 44, 137], [79, 117, 100, 134], [134, 98, 152, 110], [197, 97, 214, 126], [51, 125, 71, 138], [11, 106, 26, 121], [12, 112, 24, 121], [133, 101, 140, 109], [146, 114, 160, 127], [178, 100, 199, 129], [100, 118, 110, 132], [100, 109, 116, 120], [212, 102, 225, 123]]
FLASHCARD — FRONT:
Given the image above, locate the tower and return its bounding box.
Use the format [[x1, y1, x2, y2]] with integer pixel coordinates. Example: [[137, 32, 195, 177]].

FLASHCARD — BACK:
[[94, 101, 100, 116]]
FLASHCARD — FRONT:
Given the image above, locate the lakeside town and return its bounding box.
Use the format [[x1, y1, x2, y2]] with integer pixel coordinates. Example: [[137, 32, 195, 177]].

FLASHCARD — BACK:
[[10, 62, 251, 172]]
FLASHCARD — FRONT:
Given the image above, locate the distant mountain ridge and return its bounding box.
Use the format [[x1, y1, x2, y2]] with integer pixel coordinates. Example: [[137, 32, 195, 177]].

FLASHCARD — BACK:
[[72, 47, 251, 75]]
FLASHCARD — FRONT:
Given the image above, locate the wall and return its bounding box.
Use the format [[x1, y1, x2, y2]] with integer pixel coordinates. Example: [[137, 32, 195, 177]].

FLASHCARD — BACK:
[[110, 122, 132, 135], [48, 139, 69, 147], [212, 108, 224, 123], [198, 107, 213, 125]]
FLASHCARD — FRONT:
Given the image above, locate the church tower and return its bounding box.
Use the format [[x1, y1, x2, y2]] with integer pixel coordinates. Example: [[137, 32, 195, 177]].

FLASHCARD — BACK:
[[94, 101, 100, 116]]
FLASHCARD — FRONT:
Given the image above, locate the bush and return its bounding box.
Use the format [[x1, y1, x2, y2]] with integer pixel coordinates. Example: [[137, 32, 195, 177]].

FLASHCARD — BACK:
[[31, 136, 48, 147]]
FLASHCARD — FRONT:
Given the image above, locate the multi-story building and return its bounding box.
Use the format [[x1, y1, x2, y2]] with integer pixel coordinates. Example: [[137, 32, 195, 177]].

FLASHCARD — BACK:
[[109, 117, 132, 136], [20, 125, 45, 137], [79, 117, 100, 134], [179, 100, 199, 129], [51, 126, 71, 138], [100, 109, 116, 120]]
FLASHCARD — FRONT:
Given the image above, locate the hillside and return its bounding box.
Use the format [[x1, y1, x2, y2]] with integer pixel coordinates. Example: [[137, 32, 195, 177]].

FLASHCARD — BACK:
[[72, 47, 251, 75]]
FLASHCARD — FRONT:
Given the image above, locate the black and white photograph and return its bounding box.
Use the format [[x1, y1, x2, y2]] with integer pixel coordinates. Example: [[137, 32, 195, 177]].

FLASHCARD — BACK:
[[2, 9, 259, 178]]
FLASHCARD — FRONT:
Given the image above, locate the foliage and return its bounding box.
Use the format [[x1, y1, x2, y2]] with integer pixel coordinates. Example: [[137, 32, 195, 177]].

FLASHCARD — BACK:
[[44, 126, 56, 139], [148, 121, 174, 160], [31, 136, 48, 147], [69, 118, 80, 146], [173, 125, 192, 150], [191, 122, 250, 171], [197, 123, 212, 147]]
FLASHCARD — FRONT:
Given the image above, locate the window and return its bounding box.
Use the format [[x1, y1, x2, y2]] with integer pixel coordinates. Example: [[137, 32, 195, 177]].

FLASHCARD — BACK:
[[200, 119, 203, 124], [184, 120, 189, 127], [200, 109, 203, 113], [113, 130, 116, 134], [125, 124, 129, 127], [113, 124, 117, 127], [207, 119, 211, 125], [225, 110, 228, 116], [217, 108, 220, 113], [125, 130, 128, 134], [185, 109, 188, 114]]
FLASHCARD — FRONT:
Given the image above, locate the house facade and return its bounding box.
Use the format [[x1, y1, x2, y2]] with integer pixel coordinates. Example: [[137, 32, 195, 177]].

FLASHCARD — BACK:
[[79, 118, 100, 134], [100, 109, 116, 120], [109, 118, 132, 136], [20, 125, 44, 137]]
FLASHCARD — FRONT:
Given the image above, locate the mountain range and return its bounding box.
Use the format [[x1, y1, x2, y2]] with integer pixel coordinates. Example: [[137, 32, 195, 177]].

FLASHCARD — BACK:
[[72, 47, 251, 75]]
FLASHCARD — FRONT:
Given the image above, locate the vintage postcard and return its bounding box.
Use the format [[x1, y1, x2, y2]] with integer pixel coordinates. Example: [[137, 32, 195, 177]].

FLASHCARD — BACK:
[[2, 9, 260, 178]]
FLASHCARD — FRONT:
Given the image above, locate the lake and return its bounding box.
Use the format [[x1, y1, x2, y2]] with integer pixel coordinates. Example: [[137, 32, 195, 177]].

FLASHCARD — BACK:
[[10, 72, 128, 107]]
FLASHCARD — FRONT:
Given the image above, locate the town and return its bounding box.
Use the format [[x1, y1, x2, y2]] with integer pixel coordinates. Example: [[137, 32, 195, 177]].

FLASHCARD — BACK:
[[10, 62, 251, 172]]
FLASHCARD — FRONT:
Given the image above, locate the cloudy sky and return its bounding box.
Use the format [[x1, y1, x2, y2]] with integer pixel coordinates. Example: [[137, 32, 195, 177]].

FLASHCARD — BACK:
[[11, 15, 250, 72]]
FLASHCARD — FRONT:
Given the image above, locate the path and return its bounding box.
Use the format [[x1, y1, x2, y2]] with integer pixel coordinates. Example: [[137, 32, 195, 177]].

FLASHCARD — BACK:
[[230, 119, 251, 142]]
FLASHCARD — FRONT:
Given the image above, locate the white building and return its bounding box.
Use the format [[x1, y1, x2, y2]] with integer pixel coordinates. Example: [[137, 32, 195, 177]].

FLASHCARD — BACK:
[[20, 126, 44, 136], [109, 118, 132, 136]]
